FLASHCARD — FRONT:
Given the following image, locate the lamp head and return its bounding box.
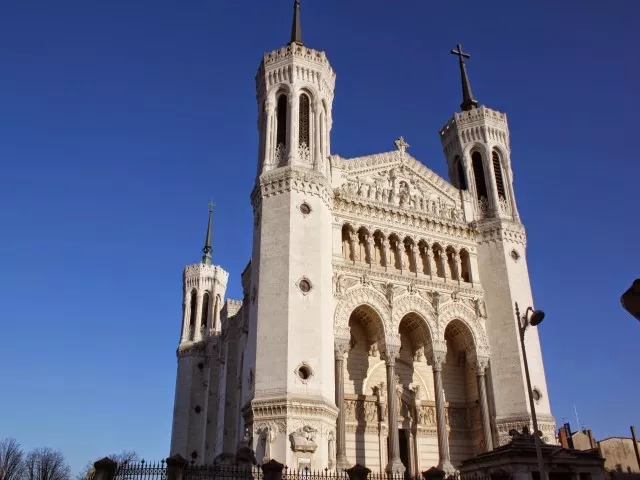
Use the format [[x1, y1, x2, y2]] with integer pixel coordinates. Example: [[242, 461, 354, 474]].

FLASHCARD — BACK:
[[529, 310, 545, 326]]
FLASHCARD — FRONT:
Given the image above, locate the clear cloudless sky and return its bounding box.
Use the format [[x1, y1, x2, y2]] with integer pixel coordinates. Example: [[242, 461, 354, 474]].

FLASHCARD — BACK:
[[1, 0, 638, 474]]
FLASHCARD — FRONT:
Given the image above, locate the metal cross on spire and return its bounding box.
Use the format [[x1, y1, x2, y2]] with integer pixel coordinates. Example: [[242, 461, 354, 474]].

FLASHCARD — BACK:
[[450, 43, 479, 111], [202, 201, 214, 265]]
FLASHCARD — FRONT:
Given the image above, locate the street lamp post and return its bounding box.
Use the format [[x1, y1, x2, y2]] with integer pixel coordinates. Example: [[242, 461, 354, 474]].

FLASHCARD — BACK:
[[515, 302, 547, 480]]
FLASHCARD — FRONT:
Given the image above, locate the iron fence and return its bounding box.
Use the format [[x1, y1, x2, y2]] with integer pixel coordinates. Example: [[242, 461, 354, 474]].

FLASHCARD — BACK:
[[112, 461, 467, 480]]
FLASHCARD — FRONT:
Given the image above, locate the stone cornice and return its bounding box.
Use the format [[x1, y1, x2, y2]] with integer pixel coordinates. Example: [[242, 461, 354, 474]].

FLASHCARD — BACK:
[[249, 395, 339, 423], [475, 218, 527, 247], [333, 263, 484, 297], [251, 167, 332, 210]]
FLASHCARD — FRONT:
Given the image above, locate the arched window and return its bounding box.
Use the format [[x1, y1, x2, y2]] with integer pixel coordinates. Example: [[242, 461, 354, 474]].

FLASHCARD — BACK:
[[492, 150, 506, 200], [472, 152, 488, 200], [299, 94, 310, 148], [201, 292, 210, 327], [319, 111, 325, 159], [454, 156, 467, 190], [189, 290, 197, 327], [276, 95, 288, 147]]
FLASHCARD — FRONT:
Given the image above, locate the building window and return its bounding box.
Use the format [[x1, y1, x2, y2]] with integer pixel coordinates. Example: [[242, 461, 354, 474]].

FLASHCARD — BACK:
[[455, 156, 467, 190], [492, 150, 506, 200], [472, 152, 488, 200], [276, 94, 288, 147], [189, 290, 197, 327], [299, 94, 310, 148], [201, 292, 210, 328]]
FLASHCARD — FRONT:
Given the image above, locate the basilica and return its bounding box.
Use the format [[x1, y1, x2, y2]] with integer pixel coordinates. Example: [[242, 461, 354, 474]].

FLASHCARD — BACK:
[[169, 1, 556, 474]]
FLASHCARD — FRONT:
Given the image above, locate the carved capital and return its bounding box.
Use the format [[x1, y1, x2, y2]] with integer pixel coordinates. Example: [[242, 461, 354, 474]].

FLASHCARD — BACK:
[[467, 352, 490, 376], [381, 343, 401, 365], [334, 338, 350, 360], [427, 348, 447, 371]]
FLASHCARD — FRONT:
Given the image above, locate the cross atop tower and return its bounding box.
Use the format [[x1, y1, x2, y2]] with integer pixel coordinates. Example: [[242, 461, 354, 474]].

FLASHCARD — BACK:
[[202, 202, 214, 265], [450, 43, 479, 111]]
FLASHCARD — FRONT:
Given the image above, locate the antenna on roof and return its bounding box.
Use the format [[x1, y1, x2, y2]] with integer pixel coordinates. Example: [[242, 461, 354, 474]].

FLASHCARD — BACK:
[[574, 405, 581, 431]]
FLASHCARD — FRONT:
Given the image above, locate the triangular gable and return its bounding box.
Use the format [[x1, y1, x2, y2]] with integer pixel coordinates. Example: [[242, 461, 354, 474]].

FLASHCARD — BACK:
[[332, 150, 461, 204]]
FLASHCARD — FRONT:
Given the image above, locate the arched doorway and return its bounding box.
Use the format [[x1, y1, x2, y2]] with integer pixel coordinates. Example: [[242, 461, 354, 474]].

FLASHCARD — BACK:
[[442, 319, 482, 464]]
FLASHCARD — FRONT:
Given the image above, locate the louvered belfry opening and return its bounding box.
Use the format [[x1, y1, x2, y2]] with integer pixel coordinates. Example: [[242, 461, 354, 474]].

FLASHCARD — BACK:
[[455, 156, 467, 190], [201, 292, 210, 328], [276, 94, 288, 147], [471, 151, 488, 200], [492, 150, 506, 200]]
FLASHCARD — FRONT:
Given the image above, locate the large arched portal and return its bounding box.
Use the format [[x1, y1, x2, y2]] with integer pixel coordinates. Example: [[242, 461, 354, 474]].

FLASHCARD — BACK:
[[442, 319, 483, 465], [343, 305, 387, 469]]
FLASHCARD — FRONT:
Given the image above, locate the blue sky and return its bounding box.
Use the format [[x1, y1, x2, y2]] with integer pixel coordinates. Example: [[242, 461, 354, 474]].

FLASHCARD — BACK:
[[0, 0, 638, 474]]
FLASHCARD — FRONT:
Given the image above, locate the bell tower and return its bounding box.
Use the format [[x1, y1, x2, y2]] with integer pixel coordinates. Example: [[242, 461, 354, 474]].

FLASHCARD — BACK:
[[439, 45, 556, 445], [245, 0, 338, 468]]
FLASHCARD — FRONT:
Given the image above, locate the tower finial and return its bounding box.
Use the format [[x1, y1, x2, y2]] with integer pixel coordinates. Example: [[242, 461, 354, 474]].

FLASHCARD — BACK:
[[450, 43, 478, 111], [202, 201, 214, 265], [289, 0, 303, 46]]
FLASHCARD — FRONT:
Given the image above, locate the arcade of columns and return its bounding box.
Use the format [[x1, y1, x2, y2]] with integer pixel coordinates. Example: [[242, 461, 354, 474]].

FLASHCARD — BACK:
[[332, 294, 494, 474]]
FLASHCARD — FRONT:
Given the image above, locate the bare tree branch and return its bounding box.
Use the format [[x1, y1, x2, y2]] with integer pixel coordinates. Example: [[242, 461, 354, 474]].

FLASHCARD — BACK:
[[0, 438, 25, 480], [76, 451, 139, 480], [24, 448, 71, 480]]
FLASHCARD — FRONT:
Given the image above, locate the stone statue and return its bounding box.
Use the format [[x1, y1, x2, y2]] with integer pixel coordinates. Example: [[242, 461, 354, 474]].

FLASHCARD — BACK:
[[289, 425, 318, 453]]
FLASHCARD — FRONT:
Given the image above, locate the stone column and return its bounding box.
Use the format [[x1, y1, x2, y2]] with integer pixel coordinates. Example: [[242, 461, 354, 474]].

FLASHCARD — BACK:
[[194, 293, 204, 341], [380, 239, 389, 270], [166, 454, 188, 480], [474, 356, 494, 452], [483, 145, 501, 216], [383, 344, 406, 474], [430, 349, 455, 474], [313, 103, 321, 169], [287, 96, 298, 163], [263, 99, 275, 171], [181, 297, 189, 342], [335, 340, 351, 469]]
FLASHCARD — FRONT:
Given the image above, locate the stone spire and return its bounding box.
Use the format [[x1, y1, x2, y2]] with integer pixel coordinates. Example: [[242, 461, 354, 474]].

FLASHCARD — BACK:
[[201, 202, 214, 265], [289, 0, 303, 46], [450, 43, 478, 111]]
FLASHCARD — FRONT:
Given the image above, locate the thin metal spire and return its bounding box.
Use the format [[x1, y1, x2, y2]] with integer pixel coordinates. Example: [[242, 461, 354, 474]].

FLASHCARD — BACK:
[[289, 0, 303, 46], [450, 43, 479, 111], [202, 201, 214, 265]]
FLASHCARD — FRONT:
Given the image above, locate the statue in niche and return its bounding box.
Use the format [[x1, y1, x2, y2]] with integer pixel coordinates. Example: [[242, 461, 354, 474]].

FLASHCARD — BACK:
[[327, 432, 335, 469], [368, 342, 378, 357], [475, 298, 487, 318]]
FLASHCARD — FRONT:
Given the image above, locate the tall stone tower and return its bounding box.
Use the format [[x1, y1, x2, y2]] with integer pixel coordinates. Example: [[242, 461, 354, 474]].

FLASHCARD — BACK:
[[439, 45, 555, 445], [170, 204, 229, 463], [243, 0, 338, 468]]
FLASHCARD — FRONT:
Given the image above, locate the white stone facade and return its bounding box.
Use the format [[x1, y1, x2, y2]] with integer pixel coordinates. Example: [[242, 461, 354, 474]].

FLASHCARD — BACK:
[[169, 16, 555, 474]]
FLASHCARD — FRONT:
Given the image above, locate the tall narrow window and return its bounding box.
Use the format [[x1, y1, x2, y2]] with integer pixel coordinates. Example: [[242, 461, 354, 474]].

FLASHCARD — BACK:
[[455, 156, 467, 190], [299, 94, 310, 147], [319, 111, 325, 159], [492, 150, 506, 200], [276, 95, 288, 147], [189, 290, 197, 327], [472, 152, 488, 200], [201, 292, 210, 328]]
